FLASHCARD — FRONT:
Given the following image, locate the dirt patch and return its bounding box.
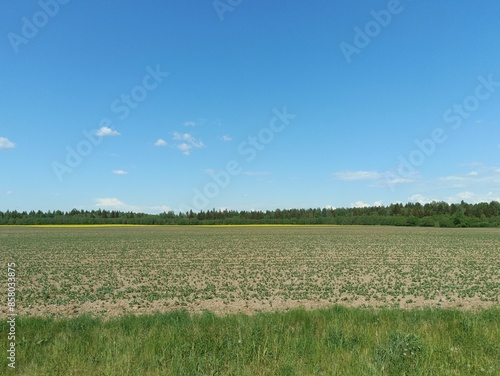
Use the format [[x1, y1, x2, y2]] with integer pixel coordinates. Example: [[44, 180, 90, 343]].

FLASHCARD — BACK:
[[1, 226, 498, 318]]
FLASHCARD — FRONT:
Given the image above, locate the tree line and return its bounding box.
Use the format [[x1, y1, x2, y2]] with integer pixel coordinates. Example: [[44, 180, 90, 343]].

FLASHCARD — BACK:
[[1, 201, 500, 227]]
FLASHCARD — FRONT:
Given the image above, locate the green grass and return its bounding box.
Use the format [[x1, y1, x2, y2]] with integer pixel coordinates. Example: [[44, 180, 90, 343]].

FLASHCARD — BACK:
[[2, 306, 499, 375]]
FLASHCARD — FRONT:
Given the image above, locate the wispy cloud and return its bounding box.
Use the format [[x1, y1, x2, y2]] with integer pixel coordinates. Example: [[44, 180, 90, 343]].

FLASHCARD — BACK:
[[177, 143, 192, 156], [0, 137, 15, 149], [436, 166, 500, 189], [458, 162, 483, 167], [94, 198, 171, 214], [439, 176, 466, 182], [96, 126, 120, 136], [149, 205, 172, 213], [443, 191, 482, 204], [334, 170, 382, 181], [380, 175, 416, 186], [222, 134, 232, 142], [95, 197, 127, 209], [173, 132, 204, 147], [112, 170, 128, 175], [172, 132, 204, 155], [408, 194, 437, 204], [487, 192, 500, 202], [154, 138, 167, 147], [351, 200, 383, 208], [456, 191, 474, 199], [351, 201, 370, 208], [400, 165, 500, 204], [183, 121, 196, 127], [334, 169, 418, 188]]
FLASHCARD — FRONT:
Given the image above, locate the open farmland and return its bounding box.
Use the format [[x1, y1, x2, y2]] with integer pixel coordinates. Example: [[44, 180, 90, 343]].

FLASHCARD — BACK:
[[1, 225, 499, 317]]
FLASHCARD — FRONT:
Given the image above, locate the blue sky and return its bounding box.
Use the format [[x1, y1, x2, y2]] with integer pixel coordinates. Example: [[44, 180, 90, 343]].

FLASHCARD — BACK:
[[1, 0, 500, 213]]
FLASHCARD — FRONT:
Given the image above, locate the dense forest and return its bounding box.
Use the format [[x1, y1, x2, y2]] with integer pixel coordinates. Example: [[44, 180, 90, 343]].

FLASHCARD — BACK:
[[1, 201, 500, 227]]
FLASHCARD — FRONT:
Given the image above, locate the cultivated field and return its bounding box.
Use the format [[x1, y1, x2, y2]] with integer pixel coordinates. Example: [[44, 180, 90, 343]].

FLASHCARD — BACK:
[[1, 225, 498, 317]]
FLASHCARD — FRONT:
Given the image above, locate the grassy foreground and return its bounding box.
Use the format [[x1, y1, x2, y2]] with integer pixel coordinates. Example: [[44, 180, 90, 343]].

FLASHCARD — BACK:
[[2, 306, 499, 375]]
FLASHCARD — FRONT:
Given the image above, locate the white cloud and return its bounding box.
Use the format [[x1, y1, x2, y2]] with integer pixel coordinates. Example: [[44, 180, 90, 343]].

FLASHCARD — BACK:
[[382, 176, 414, 185], [172, 132, 204, 155], [334, 170, 381, 181], [324, 205, 336, 210], [154, 138, 167, 147], [370, 171, 420, 188], [408, 194, 426, 204], [96, 127, 120, 136], [113, 170, 128, 175], [94, 198, 171, 214], [436, 167, 500, 189], [0, 137, 15, 149], [444, 191, 478, 204], [95, 198, 126, 209], [457, 191, 474, 199], [183, 121, 196, 127], [173, 132, 203, 147], [438, 176, 466, 182], [487, 192, 500, 202], [191, 139, 204, 148], [334, 170, 418, 189], [351, 201, 370, 208], [408, 194, 438, 204], [351, 200, 383, 208], [222, 134, 232, 142], [149, 205, 172, 213], [177, 143, 192, 155]]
